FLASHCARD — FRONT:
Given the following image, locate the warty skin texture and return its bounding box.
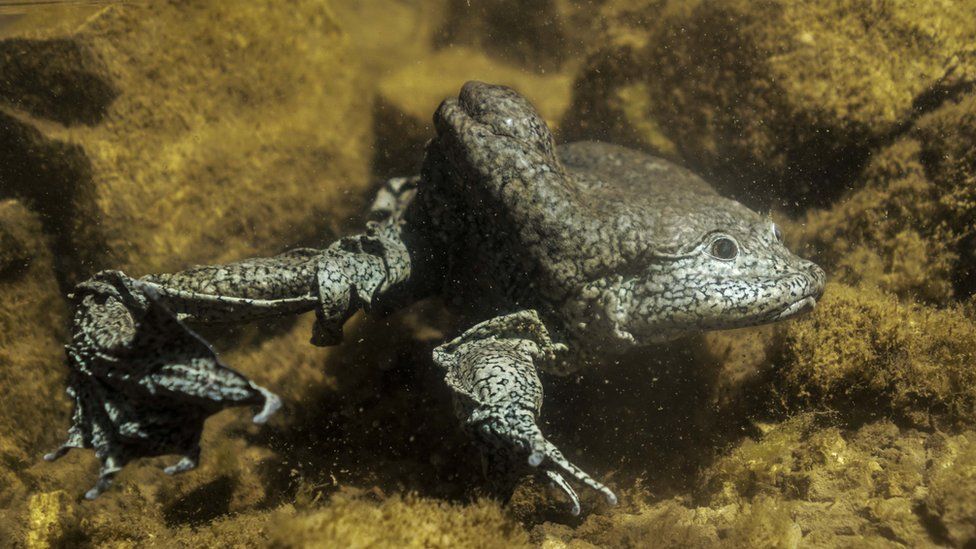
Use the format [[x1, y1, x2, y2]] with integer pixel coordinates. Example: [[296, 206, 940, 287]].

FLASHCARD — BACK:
[[426, 82, 825, 366], [45, 81, 824, 514]]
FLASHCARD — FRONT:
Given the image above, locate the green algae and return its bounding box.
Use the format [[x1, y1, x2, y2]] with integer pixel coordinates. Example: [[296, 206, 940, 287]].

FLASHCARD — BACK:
[[781, 283, 976, 428], [274, 490, 531, 548], [0, 200, 69, 479], [565, 0, 976, 207], [799, 92, 976, 303]]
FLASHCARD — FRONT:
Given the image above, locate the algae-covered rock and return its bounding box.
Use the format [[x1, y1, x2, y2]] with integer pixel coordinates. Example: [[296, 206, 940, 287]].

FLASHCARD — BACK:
[[374, 46, 572, 176], [527, 417, 975, 548], [24, 491, 77, 548], [0, 201, 71, 537], [559, 0, 686, 154], [332, 0, 448, 81], [0, 200, 68, 461], [273, 490, 530, 548], [798, 92, 976, 303], [532, 497, 722, 548], [698, 416, 949, 546], [565, 0, 976, 206], [0, 0, 371, 284], [925, 433, 976, 547], [433, 0, 591, 73], [780, 283, 976, 426]]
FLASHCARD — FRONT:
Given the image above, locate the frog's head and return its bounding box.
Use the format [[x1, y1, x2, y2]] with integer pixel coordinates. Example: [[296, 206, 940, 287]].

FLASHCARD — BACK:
[[596, 198, 826, 345]]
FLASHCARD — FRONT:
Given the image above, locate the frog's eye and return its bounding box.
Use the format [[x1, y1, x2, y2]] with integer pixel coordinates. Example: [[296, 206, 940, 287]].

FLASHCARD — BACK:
[[772, 223, 783, 242], [709, 237, 739, 260]]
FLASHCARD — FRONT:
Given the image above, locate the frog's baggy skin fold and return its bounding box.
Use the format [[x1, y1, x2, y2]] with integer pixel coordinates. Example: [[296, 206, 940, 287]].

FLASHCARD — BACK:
[[46, 82, 826, 513]]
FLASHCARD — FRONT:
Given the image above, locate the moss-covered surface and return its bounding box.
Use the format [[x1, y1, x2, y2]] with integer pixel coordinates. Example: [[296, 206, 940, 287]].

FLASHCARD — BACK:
[[274, 490, 531, 548], [564, 0, 976, 208], [780, 283, 976, 427], [0, 200, 70, 512], [798, 92, 976, 303], [0, 0, 372, 285], [2, 0, 976, 547], [432, 0, 595, 74]]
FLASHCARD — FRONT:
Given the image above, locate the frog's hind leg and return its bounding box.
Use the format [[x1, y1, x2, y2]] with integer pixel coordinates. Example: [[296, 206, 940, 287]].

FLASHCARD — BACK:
[[47, 177, 428, 499], [433, 310, 618, 515], [45, 266, 301, 499]]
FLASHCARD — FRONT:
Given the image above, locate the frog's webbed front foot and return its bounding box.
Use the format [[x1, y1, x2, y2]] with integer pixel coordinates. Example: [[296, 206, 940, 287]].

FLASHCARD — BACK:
[[47, 177, 425, 499], [433, 310, 617, 515]]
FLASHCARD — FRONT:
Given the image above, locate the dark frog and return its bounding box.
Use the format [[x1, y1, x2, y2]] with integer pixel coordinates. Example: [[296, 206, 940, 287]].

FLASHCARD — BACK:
[[45, 81, 825, 514]]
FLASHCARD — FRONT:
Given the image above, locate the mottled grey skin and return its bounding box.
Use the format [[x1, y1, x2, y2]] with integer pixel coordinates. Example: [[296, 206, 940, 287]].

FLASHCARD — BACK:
[[46, 82, 825, 514]]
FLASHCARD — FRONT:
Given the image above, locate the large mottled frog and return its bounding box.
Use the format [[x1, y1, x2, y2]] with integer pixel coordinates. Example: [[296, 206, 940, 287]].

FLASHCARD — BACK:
[[46, 81, 825, 514]]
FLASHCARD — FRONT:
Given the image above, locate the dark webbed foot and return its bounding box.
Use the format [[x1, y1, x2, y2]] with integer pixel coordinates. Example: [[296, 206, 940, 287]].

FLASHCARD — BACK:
[[470, 402, 617, 515], [46, 177, 425, 499], [434, 310, 617, 515], [45, 270, 280, 498]]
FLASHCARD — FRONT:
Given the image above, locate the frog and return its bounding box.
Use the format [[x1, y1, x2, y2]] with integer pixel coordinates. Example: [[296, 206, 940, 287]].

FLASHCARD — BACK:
[[45, 81, 825, 515]]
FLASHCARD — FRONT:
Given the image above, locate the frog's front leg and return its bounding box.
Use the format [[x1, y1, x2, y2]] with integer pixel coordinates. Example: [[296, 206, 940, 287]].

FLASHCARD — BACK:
[[47, 177, 426, 499], [433, 310, 618, 515]]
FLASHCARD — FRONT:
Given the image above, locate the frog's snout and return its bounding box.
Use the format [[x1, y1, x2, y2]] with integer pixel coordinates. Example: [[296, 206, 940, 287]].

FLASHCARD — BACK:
[[784, 259, 826, 320], [803, 260, 827, 301], [768, 262, 824, 321]]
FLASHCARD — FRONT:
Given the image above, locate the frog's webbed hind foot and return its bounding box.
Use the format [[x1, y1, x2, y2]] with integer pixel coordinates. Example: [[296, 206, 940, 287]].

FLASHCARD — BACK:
[[45, 270, 281, 498], [47, 177, 426, 499], [433, 310, 617, 515]]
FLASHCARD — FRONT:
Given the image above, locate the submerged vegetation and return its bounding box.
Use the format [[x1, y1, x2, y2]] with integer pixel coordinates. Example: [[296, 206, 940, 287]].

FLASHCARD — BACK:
[[0, 0, 975, 546]]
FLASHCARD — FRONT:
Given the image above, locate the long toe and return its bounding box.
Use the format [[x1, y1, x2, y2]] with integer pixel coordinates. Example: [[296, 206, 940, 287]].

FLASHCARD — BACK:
[[545, 470, 582, 516]]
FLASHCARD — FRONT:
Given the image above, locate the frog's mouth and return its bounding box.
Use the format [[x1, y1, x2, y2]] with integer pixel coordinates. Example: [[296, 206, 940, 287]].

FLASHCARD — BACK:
[[773, 295, 818, 320]]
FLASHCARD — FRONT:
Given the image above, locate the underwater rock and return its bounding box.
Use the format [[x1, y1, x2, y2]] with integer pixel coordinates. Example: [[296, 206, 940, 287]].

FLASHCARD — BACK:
[[780, 283, 976, 427], [432, 0, 591, 73], [0, 200, 69, 464], [564, 0, 976, 208], [0, 200, 70, 537], [559, 0, 684, 155], [0, 0, 371, 284], [531, 497, 724, 547], [798, 91, 976, 303], [373, 47, 572, 176], [924, 433, 976, 547], [332, 0, 448, 81], [272, 490, 530, 548], [539, 416, 974, 547], [25, 491, 77, 548], [699, 415, 953, 546]]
